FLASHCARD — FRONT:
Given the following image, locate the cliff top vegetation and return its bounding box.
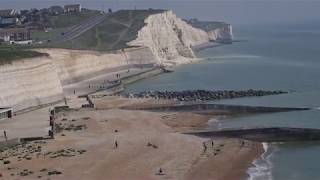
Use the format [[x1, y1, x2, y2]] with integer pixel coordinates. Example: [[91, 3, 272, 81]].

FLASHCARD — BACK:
[[0, 45, 48, 64], [45, 9, 165, 51], [186, 18, 229, 32]]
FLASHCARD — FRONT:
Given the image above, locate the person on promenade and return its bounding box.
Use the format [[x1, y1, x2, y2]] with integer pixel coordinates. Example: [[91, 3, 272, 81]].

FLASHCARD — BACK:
[[4, 130, 7, 142]]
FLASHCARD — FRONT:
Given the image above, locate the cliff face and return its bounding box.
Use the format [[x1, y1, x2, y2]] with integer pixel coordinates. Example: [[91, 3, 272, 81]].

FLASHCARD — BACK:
[[185, 19, 233, 42], [0, 47, 158, 111], [128, 11, 210, 65], [128, 11, 233, 65], [0, 58, 64, 111], [207, 24, 233, 42], [38, 47, 157, 85]]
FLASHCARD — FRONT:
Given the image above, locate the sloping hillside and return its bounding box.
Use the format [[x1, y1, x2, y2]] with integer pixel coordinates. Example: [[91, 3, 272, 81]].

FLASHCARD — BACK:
[[49, 10, 165, 51]]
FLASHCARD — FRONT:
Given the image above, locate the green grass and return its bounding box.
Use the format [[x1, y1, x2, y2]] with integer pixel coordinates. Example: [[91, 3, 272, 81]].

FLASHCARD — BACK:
[[31, 10, 101, 42], [47, 9, 165, 51], [49, 10, 101, 28], [0, 45, 48, 64], [186, 20, 228, 32], [1, 10, 165, 62], [31, 28, 65, 42]]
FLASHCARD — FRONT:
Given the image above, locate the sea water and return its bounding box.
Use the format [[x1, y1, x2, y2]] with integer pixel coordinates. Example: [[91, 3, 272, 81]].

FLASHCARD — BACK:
[[125, 22, 320, 179]]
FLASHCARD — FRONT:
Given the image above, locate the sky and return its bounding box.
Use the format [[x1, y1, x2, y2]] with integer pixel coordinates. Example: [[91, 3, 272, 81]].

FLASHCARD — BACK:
[[1, 0, 320, 25]]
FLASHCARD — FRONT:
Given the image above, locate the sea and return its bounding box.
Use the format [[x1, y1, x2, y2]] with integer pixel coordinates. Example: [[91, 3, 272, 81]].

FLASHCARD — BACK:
[[125, 22, 320, 180]]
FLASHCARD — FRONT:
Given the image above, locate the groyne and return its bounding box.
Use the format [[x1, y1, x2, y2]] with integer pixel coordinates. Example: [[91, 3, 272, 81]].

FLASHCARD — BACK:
[[122, 103, 310, 115], [185, 127, 320, 142], [125, 90, 288, 102]]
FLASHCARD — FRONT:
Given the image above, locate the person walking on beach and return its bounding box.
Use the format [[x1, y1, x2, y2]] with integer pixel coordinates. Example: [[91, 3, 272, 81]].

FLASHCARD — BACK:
[[3, 130, 7, 142], [203, 142, 207, 153], [240, 140, 245, 148], [114, 140, 118, 149], [158, 168, 164, 175]]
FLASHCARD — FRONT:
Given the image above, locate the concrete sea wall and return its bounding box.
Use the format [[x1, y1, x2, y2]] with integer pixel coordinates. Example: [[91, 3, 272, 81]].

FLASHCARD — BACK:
[[0, 47, 159, 111], [0, 57, 64, 111]]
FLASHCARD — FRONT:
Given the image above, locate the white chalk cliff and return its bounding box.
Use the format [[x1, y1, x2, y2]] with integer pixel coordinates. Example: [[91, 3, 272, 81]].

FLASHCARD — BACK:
[[207, 24, 233, 42], [0, 57, 64, 111], [128, 10, 232, 65], [0, 10, 233, 111], [0, 47, 158, 111]]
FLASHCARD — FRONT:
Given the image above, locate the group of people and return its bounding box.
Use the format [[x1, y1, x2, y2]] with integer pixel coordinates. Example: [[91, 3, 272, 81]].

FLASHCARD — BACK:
[[48, 109, 55, 139], [202, 140, 215, 153]]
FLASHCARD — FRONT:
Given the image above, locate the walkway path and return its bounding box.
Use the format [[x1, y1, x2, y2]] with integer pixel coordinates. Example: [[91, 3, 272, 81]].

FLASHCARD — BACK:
[[52, 15, 106, 43]]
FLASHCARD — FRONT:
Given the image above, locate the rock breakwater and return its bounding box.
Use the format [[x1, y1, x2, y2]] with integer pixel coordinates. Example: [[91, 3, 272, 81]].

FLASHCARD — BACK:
[[125, 89, 287, 101]]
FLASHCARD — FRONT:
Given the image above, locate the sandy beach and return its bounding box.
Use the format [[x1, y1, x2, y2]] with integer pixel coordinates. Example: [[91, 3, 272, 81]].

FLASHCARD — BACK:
[[0, 97, 262, 180]]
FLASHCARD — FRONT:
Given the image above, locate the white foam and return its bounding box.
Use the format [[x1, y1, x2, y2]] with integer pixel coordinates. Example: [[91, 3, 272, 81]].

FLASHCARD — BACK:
[[208, 118, 223, 130], [247, 142, 273, 180], [208, 55, 262, 59]]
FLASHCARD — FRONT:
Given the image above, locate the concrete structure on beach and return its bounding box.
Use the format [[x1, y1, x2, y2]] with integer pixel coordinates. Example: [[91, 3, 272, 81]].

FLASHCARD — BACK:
[[0, 107, 12, 120]]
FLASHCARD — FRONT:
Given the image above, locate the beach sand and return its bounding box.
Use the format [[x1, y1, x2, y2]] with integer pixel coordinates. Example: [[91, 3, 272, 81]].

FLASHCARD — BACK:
[[0, 97, 262, 180]]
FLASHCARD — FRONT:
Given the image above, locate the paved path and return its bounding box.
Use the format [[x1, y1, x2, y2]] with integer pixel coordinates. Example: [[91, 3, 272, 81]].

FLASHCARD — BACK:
[[52, 15, 106, 43], [63, 67, 155, 97]]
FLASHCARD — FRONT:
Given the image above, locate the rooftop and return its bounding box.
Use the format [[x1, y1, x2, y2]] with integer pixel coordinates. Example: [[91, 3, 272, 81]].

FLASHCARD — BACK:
[[0, 9, 19, 17], [64, 4, 81, 8], [0, 107, 12, 113], [0, 28, 29, 34]]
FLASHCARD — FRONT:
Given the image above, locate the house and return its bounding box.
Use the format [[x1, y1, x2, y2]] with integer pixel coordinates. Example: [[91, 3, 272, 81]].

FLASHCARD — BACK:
[[0, 9, 20, 17], [0, 107, 13, 121], [49, 6, 64, 15], [0, 28, 31, 42], [64, 4, 81, 13], [0, 17, 19, 27]]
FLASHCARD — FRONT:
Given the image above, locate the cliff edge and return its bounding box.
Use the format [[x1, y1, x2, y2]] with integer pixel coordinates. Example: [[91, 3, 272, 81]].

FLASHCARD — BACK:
[[127, 11, 232, 65]]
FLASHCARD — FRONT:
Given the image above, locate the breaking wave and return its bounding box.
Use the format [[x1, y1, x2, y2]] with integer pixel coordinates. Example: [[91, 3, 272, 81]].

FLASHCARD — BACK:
[[247, 143, 273, 180], [208, 55, 262, 60]]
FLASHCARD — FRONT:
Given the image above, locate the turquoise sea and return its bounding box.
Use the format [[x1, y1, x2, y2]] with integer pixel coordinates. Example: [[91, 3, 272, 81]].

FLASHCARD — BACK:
[[125, 22, 320, 180]]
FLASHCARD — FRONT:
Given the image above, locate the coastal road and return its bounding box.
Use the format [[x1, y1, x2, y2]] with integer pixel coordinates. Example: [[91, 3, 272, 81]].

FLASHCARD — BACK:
[[52, 14, 106, 43]]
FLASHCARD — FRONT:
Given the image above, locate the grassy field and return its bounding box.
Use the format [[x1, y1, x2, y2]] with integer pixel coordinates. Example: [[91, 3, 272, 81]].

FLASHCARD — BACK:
[[47, 10, 164, 51], [49, 9, 101, 28], [186, 19, 229, 32], [31, 10, 101, 42], [31, 28, 65, 42], [0, 45, 47, 65]]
